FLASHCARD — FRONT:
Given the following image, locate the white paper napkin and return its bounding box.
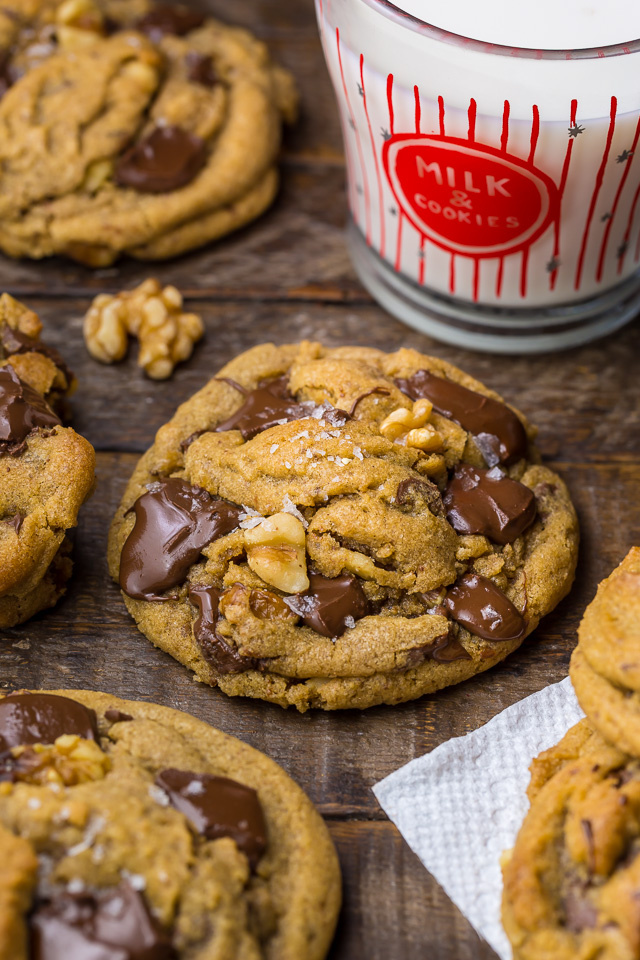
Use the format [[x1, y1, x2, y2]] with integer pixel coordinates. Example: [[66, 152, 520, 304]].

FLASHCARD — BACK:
[[373, 677, 585, 959]]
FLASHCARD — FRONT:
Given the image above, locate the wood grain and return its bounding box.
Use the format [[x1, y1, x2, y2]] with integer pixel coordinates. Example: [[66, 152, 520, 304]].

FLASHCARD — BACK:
[[0, 0, 639, 957]]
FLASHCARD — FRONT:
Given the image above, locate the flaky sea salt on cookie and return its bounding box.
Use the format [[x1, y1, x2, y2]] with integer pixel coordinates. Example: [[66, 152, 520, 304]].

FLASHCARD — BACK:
[[0, 295, 95, 628], [108, 341, 578, 712], [0, 688, 340, 960]]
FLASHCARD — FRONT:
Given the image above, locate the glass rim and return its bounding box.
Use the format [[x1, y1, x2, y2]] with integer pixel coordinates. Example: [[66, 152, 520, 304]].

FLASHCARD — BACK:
[[361, 0, 640, 59]]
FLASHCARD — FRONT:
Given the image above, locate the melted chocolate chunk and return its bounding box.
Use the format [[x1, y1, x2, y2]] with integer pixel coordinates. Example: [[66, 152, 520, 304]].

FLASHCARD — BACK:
[[115, 126, 207, 194], [214, 376, 351, 440], [30, 884, 175, 960], [136, 3, 205, 39], [396, 477, 445, 517], [402, 631, 471, 668], [444, 463, 537, 544], [0, 51, 12, 100], [0, 326, 74, 386], [2, 512, 23, 533], [104, 709, 133, 723], [445, 573, 526, 642], [0, 365, 61, 451], [185, 51, 217, 87], [564, 877, 597, 932], [189, 584, 260, 674], [0, 693, 98, 753], [395, 369, 527, 466], [119, 479, 242, 600], [422, 631, 472, 663], [156, 768, 267, 867], [284, 572, 369, 639], [348, 386, 390, 417]]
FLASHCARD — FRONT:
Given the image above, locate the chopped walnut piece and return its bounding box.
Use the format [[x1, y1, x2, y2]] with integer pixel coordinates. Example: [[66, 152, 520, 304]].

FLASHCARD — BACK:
[[56, 0, 104, 49], [244, 512, 309, 594], [6, 735, 110, 787], [83, 279, 204, 380], [379, 398, 444, 452]]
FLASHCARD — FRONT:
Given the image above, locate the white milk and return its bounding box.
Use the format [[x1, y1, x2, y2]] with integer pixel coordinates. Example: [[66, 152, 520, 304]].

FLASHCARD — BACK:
[[396, 0, 640, 50], [316, 0, 640, 350]]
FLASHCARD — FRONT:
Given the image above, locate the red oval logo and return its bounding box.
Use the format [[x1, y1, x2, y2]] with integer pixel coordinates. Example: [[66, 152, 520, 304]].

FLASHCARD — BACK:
[[383, 135, 559, 258]]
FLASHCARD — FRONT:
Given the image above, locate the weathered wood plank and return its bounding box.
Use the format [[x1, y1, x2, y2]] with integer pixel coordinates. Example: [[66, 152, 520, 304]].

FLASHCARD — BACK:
[[326, 821, 498, 960], [14, 298, 640, 462]]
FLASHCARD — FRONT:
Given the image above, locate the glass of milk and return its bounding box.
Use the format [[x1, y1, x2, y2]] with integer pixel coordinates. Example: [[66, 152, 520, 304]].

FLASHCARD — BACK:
[[315, 0, 640, 352]]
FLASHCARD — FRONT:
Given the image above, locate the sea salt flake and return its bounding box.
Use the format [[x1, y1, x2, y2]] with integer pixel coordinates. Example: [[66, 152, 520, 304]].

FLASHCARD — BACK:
[[341, 457, 351, 465], [270, 443, 279, 454], [184, 779, 206, 796], [306, 450, 313, 459], [67, 816, 105, 857], [327, 456, 335, 462], [284, 460, 292, 469], [319, 431, 330, 440], [122, 871, 146, 891], [148, 784, 170, 807], [353, 446, 364, 460], [27, 797, 41, 810], [344, 616, 356, 629], [282, 495, 309, 528]]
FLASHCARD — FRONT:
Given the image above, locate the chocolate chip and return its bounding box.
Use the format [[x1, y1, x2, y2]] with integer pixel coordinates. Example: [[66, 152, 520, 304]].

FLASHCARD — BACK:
[[115, 126, 207, 194], [214, 376, 351, 440], [396, 477, 445, 517], [395, 369, 527, 466], [104, 709, 133, 723], [348, 386, 390, 417], [189, 584, 261, 674], [30, 884, 175, 960], [444, 463, 536, 544], [403, 631, 471, 667], [284, 572, 369, 639], [0, 693, 98, 753], [445, 573, 527, 642], [1, 326, 74, 387], [156, 768, 267, 868], [2, 512, 23, 533], [185, 51, 217, 88], [135, 4, 205, 39], [0, 366, 61, 452], [119, 479, 242, 600]]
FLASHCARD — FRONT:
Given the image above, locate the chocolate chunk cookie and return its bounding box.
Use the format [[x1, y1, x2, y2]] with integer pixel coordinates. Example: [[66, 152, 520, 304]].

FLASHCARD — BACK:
[[0, 0, 297, 265], [0, 689, 340, 959], [108, 342, 578, 711], [570, 548, 640, 756], [0, 295, 95, 628], [502, 717, 640, 960]]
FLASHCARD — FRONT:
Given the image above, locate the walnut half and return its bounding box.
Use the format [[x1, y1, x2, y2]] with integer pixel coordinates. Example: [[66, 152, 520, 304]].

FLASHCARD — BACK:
[[83, 279, 204, 380], [244, 513, 309, 594]]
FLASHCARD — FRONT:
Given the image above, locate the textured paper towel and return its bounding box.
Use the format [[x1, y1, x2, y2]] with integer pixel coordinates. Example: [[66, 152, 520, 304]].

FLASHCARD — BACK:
[[373, 677, 585, 959]]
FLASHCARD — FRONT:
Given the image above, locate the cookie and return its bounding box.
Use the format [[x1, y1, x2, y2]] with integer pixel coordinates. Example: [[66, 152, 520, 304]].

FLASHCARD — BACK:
[[502, 716, 640, 960], [0, 688, 341, 959], [570, 548, 640, 756], [0, 294, 95, 627], [108, 341, 578, 711], [0, 0, 297, 265]]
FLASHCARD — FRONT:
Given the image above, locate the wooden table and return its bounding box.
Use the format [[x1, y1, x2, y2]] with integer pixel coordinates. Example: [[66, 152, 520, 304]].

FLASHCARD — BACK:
[[1, 1, 639, 957]]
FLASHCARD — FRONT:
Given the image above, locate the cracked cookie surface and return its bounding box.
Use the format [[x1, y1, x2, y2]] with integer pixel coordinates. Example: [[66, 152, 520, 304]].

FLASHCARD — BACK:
[[0, 294, 95, 628], [108, 341, 579, 711], [502, 717, 640, 960], [570, 548, 640, 756], [0, 688, 341, 960], [0, 0, 297, 265]]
